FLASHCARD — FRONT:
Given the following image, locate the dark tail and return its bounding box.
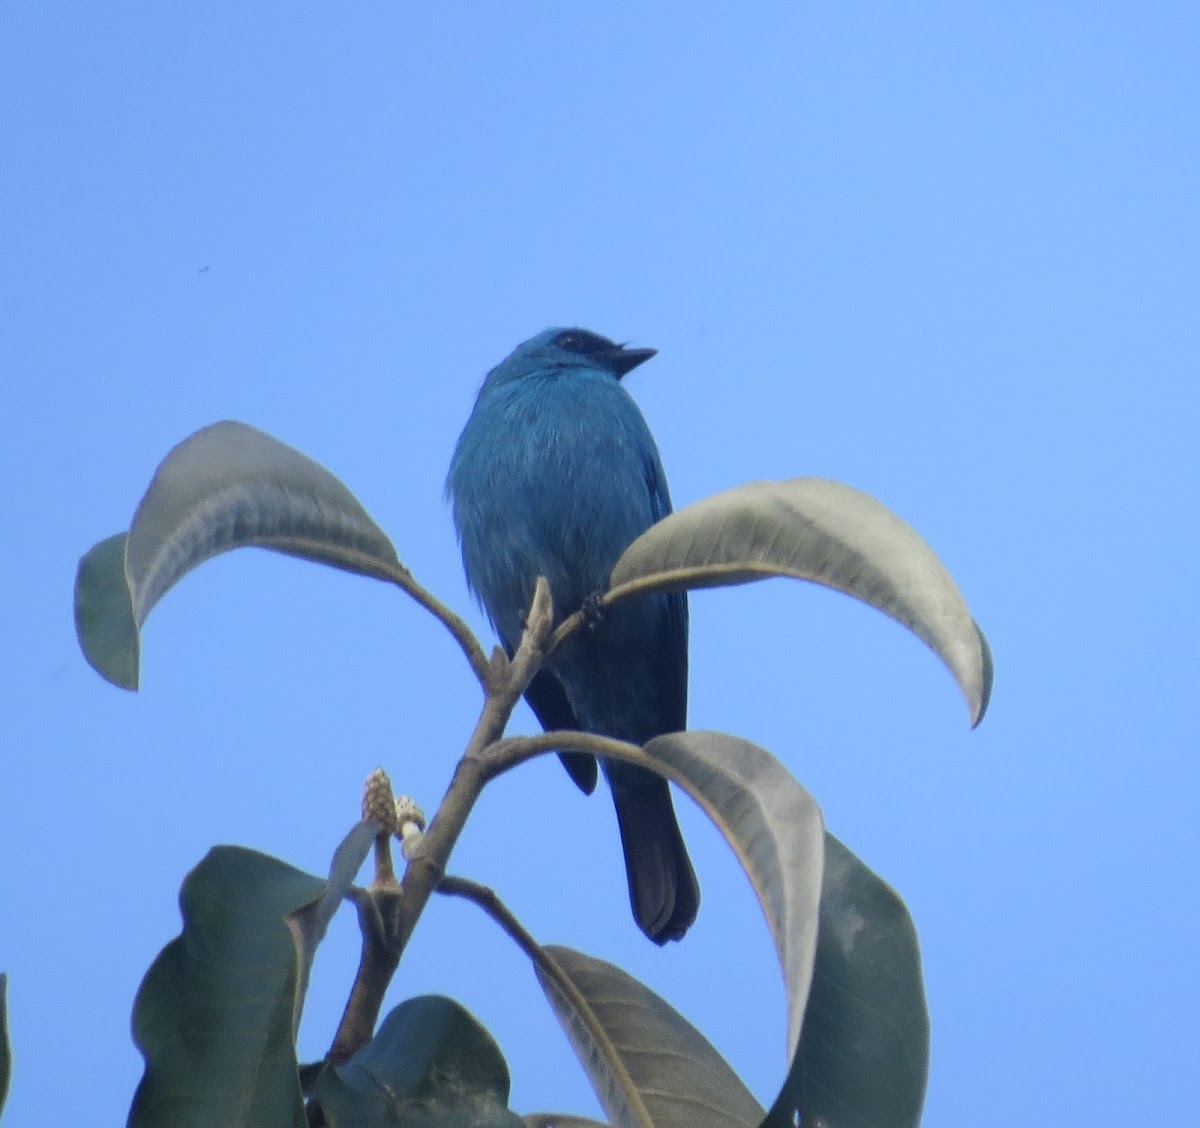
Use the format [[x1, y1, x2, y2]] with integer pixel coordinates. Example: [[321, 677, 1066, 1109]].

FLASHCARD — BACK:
[[607, 763, 700, 944]]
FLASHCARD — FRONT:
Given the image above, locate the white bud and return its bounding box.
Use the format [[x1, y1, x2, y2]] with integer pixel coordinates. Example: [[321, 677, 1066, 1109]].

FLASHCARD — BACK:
[[399, 820, 425, 860]]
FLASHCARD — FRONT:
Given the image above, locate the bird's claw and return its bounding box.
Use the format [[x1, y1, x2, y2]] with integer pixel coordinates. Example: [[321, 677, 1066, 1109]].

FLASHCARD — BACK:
[[582, 591, 605, 630]]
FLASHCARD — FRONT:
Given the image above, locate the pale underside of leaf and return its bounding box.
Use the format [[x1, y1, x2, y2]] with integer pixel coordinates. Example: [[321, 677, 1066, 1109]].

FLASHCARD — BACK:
[[536, 946, 765, 1128], [610, 478, 991, 725], [642, 732, 825, 1061], [126, 420, 403, 628], [530, 732, 823, 1127], [644, 733, 928, 1126], [523, 1114, 611, 1127], [74, 421, 406, 688]]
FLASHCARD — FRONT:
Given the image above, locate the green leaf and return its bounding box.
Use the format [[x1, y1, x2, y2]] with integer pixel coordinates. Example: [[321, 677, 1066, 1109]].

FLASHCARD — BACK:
[[523, 1115, 610, 1127], [128, 846, 328, 1128], [535, 947, 764, 1128], [74, 421, 404, 690], [609, 478, 992, 726], [74, 533, 138, 689], [289, 820, 378, 1037], [579, 734, 927, 1126], [316, 996, 525, 1127], [640, 732, 825, 1062], [769, 835, 929, 1128], [126, 420, 404, 613], [0, 973, 10, 1119], [529, 732, 823, 1127], [975, 619, 994, 720]]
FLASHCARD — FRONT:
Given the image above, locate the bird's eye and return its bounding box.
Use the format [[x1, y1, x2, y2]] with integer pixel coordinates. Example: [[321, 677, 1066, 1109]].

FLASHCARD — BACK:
[[554, 329, 616, 355]]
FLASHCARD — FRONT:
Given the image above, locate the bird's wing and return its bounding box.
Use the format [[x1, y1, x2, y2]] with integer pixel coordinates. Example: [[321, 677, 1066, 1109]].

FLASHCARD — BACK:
[[643, 452, 689, 733], [521, 663, 599, 795]]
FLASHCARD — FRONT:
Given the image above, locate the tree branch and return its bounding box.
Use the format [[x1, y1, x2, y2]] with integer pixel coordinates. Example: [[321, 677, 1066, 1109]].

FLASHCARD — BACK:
[[323, 578, 557, 1065], [326, 884, 404, 1064]]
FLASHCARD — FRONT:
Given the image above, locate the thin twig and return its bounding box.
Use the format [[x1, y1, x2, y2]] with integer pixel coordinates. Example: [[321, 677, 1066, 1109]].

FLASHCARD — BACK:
[[436, 873, 624, 1116], [476, 730, 643, 779], [381, 562, 491, 687], [437, 875, 545, 964]]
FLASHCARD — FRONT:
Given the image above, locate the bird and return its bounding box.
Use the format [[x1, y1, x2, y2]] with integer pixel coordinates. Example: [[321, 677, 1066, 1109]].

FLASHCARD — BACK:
[[447, 327, 700, 944]]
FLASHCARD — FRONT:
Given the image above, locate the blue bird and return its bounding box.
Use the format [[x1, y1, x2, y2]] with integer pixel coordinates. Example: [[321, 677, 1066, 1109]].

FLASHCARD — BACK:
[[447, 328, 700, 943]]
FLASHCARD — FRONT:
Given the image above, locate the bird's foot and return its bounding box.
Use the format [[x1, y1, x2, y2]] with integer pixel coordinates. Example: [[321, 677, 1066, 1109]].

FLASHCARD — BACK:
[[582, 590, 606, 630]]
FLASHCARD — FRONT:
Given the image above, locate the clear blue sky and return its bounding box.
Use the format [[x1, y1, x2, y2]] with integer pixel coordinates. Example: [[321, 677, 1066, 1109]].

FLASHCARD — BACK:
[[3, 4, 1196, 1124]]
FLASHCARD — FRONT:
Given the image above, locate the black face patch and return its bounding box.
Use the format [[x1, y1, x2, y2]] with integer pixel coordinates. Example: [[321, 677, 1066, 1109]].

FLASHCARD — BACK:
[[553, 329, 620, 356]]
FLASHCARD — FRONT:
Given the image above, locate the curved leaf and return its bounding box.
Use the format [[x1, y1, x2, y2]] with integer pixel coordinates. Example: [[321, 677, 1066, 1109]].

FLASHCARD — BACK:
[[0, 972, 10, 1119], [974, 619, 994, 720], [127, 420, 403, 619], [289, 819, 379, 1037], [535, 946, 764, 1128], [128, 846, 327, 1128], [770, 835, 929, 1128], [74, 533, 138, 689], [558, 734, 927, 1127], [641, 732, 825, 1061], [74, 421, 404, 689], [524, 1115, 610, 1127], [316, 996, 524, 1128], [529, 732, 823, 1126], [609, 479, 991, 726]]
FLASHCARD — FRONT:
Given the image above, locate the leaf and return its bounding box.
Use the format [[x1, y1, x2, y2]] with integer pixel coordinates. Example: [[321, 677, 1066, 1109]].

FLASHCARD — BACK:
[[974, 619, 994, 720], [524, 1115, 610, 1127], [128, 846, 328, 1128], [641, 732, 825, 1062], [609, 478, 992, 726], [74, 533, 138, 689], [531, 732, 823, 1127], [315, 996, 525, 1127], [0, 973, 10, 1119], [126, 419, 404, 616], [555, 733, 927, 1127], [769, 835, 929, 1128], [288, 819, 379, 1037], [535, 947, 764, 1128], [75, 421, 404, 690]]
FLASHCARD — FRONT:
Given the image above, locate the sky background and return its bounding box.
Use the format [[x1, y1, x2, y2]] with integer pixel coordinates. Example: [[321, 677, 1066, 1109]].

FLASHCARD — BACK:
[[2, 3, 1197, 1124]]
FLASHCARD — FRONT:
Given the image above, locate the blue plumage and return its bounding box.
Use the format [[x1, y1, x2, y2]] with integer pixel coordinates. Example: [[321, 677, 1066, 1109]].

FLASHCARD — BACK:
[[447, 328, 699, 943]]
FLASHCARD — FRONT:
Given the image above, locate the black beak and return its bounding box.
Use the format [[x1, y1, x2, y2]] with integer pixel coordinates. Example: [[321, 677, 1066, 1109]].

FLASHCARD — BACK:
[[607, 345, 657, 379]]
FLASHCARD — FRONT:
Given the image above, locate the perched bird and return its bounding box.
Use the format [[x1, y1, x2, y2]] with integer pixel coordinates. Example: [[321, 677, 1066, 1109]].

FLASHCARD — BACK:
[[447, 327, 700, 943]]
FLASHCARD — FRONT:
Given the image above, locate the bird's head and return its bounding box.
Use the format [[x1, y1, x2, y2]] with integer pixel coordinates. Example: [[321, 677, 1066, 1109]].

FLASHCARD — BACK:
[[480, 327, 657, 393]]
